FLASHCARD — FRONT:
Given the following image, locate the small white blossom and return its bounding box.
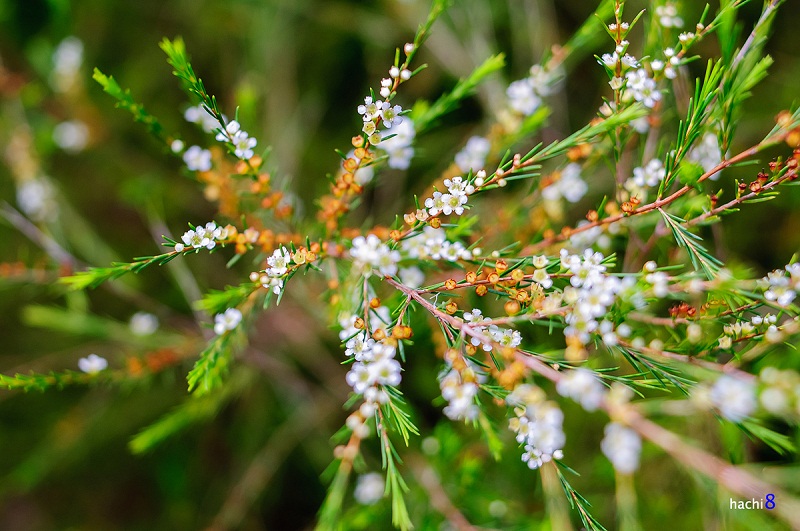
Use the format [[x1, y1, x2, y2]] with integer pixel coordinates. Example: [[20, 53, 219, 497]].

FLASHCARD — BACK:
[[51, 37, 83, 92], [655, 4, 684, 28], [380, 104, 404, 129], [130, 312, 158, 336], [354, 473, 384, 505], [556, 368, 606, 411], [17, 178, 57, 222], [350, 234, 401, 277], [267, 247, 292, 277], [182, 145, 212, 172], [709, 375, 756, 423], [601, 423, 642, 474], [53, 120, 89, 153], [624, 69, 661, 108], [78, 353, 107, 374], [506, 78, 541, 116], [214, 308, 242, 335]]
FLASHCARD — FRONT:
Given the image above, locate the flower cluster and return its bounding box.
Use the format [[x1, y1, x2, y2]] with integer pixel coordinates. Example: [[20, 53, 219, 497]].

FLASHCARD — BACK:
[[556, 368, 607, 411], [560, 250, 632, 348], [252, 246, 294, 294], [358, 96, 404, 144], [507, 384, 565, 469], [345, 338, 402, 395], [215, 120, 257, 160], [174, 222, 230, 252], [649, 47, 681, 80], [423, 176, 476, 217], [624, 159, 666, 199], [213, 308, 242, 335], [506, 65, 557, 116], [600, 422, 642, 474], [655, 3, 684, 28], [401, 227, 478, 262], [706, 375, 756, 423], [624, 68, 662, 108], [439, 367, 481, 421], [462, 308, 522, 352], [719, 313, 781, 349], [350, 235, 401, 277], [761, 262, 800, 307]]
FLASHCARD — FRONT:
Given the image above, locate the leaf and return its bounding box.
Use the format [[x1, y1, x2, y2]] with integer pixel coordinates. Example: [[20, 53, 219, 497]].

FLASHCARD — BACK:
[[659, 209, 723, 279], [93, 68, 166, 142]]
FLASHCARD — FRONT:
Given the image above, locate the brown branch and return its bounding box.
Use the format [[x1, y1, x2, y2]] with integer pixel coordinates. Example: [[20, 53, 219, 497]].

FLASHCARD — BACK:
[[385, 276, 800, 529]]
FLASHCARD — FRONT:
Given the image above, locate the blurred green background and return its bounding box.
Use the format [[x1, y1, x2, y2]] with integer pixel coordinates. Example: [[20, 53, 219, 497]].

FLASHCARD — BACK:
[[1, 0, 800, 529]]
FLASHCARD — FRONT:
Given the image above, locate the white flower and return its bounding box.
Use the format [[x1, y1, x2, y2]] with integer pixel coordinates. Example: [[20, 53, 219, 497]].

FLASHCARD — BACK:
[[601, 423, 642, 474], [763, 268, 797, 307], [267, 247, 292, 276], [507, 386, 566, 469], [624, 69, 661, 108], [556, 368, 606, 411], [78, 354, 108, 374], [424, 191, 446, 216], [17, 178, 57, 222], [216, 120, 257, 160], [184, 105, 225, 133], [357, 96, 383, 121], [354, 473, 384, 505], [182, 145, 212, 172], [130, 312, 159, 336], [53, 120, 89, 153], [454, 136, 491, 173], [378, 118, 415, 170], [214, 308, 243, 335], [709, 375, 756, 423], [51, 36, 83, 92], [380, 104, 404, 129], [350, 234, 400, 277], [507, 78, 541, 116], [440, 369, 480, 421], [542, 163, 587, 203]]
